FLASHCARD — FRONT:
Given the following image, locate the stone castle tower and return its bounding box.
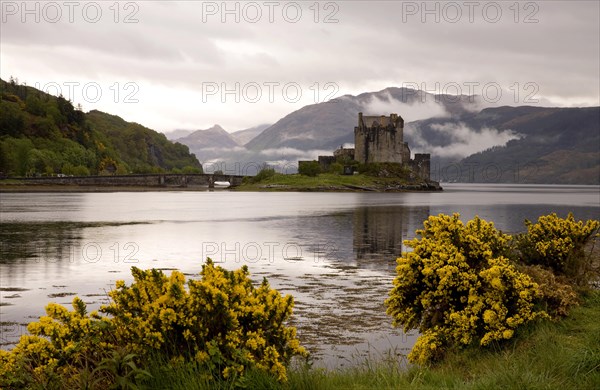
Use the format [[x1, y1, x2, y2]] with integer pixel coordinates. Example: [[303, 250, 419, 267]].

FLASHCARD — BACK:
[[306, 112, 432, 181], [354, 112, 411, 164]]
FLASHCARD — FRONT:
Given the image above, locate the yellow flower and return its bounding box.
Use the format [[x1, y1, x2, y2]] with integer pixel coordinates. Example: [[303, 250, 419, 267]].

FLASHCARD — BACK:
[[483, 310, 496, 324]]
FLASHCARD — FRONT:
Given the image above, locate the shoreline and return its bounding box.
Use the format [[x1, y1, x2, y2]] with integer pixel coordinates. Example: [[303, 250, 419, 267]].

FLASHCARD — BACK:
[[0, 184, 227, 193], [232, 183, 443, 192], [0, 183, 442, 193], [0, 172, 443, 193]]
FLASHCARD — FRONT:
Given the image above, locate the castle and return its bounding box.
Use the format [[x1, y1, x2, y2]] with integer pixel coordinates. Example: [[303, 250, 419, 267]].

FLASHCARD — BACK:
[[303, 113, 431, 181], [354, 112, 409, 164]]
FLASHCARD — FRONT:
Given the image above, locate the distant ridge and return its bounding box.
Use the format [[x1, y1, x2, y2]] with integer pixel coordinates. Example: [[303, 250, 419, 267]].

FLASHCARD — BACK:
[[231, 124, 271, 146]]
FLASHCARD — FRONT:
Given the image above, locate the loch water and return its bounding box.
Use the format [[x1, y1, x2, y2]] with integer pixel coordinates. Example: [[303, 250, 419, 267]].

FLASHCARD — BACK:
[[1, 184, 598, 367]]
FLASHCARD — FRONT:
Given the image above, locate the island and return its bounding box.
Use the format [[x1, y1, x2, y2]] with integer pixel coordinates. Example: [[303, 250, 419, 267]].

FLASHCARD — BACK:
[[235, 112, 442, 192]]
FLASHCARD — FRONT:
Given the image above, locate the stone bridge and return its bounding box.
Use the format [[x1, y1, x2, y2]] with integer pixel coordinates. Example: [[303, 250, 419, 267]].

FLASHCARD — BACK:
[[18, 174, 247, 188]]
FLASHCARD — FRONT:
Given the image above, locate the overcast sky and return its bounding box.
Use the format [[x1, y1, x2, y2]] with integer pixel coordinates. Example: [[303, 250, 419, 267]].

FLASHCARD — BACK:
[[1, 0, 598, 133]]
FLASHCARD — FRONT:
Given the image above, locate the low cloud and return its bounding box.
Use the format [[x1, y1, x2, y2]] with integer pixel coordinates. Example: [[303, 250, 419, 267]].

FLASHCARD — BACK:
[[196, 146, 246, 153], [260, 148, 332, 160], [361, 91, 449, 121], [409, 122, 522, 158]]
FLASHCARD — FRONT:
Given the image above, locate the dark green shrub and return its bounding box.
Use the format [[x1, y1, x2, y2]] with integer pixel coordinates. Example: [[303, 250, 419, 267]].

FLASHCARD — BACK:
[[328, 162, 343, 175], [247, 165, 276, 183], [298, 161, 320, 177]]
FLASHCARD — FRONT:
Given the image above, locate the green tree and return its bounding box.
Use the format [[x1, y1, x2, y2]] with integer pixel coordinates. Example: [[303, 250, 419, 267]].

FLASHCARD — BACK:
[[0, 100, 25, 136], [28, 149, 62, 175], [0, 137, 34, 175], [182, 165, 203, 174], [72, 165, 91, 176], [25, 94, 46, 116]]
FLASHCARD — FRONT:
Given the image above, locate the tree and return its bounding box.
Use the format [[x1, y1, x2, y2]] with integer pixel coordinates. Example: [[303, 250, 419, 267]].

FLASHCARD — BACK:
[[182, 165, 202, 174], [25, 95, 46, 116], [0, 100, 25, 136]]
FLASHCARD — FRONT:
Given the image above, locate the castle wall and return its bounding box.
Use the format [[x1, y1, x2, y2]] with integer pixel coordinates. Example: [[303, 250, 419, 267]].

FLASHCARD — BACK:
[[333, 148, 355, 160], [402, 143, 411, 165], [354, 112, 406, 164], [410, 154, 431, 181], [317, 156, 335, 171]]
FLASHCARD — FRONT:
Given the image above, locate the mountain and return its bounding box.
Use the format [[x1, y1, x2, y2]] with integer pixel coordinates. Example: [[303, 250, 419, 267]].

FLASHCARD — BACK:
[[244, 98, 360, 151], [416, 106, 599, 184], [239, 87, 598, 184], [177, 125, 239, 149], [231, 124, 271, 146], [175, 125, 243, 163], [245, 87, 476, 152], [164, 129, 194, 141], [0, 78, 202, 176]]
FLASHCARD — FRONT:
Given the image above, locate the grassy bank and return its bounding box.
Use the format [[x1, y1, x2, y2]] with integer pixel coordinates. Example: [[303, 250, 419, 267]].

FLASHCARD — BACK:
[[235, 172, 437, 192], [143, 290, 600, 389]]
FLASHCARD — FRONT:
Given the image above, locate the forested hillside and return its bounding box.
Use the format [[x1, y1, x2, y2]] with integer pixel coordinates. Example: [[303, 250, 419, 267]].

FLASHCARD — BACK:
[[0, 78, 202, 176]]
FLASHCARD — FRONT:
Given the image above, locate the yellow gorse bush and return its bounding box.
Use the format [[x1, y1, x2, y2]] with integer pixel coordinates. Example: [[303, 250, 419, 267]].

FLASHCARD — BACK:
[[386, 213, 546, 365], [103, 259, 307, 381], [0, 297, 116, 389], [0, 259, 307, 388], [518, 213, 599, 285]]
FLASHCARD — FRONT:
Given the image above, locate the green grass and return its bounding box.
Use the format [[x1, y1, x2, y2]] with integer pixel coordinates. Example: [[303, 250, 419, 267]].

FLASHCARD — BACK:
[[0, 178, 24, 185], [235, 173, 418, 191], [141, 291, 600, 389]]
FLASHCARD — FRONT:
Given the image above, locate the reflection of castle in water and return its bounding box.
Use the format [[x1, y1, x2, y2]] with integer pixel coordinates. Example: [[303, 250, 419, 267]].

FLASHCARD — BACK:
[[352, 206, 430, 264], [277, 204, 430, 267]]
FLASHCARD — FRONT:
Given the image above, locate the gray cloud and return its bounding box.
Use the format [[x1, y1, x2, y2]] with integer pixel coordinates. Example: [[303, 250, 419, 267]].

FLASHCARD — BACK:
[[1, 1, 597, 132]]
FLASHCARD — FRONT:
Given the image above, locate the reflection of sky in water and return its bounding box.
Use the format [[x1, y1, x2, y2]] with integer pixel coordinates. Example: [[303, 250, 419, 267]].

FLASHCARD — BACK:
[[1, 184, 598, 367]]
